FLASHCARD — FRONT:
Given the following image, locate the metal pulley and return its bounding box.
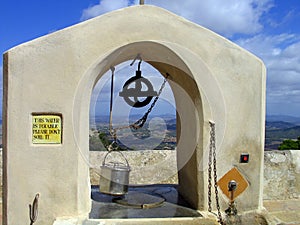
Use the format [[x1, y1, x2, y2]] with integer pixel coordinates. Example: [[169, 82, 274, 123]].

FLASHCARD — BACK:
[[119, 59, 157, 108]]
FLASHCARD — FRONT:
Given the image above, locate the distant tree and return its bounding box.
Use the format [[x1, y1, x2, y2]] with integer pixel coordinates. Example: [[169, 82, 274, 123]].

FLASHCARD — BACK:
[[99, 132, 111, 147], [89, 135, 106, 151], [278, 137, 300, 150]]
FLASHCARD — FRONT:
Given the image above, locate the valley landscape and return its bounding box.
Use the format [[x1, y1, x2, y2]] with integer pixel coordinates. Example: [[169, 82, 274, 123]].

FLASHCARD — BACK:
[[0, 115, 299, 150], [88, 114, 300, 151]]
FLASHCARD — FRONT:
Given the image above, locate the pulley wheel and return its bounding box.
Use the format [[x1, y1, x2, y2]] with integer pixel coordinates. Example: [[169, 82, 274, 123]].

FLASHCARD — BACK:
[[119, 76, 157, 108]]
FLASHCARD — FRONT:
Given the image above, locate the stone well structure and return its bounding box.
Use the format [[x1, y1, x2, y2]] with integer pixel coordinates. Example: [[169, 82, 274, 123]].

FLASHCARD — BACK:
[[3, 5, 266, 225]]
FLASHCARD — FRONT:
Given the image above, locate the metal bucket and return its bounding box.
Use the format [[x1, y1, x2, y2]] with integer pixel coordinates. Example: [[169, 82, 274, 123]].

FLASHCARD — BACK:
[[99, 151, 131, 196]]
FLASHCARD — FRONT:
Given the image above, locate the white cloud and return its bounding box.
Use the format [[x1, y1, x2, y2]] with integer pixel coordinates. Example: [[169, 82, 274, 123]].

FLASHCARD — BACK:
[[80, 0, 300, 116], [81, 0, 130, 21], [236, 33, 298, 58], [81, 0, 273, 37], [236, 34, 300, 115], [147, 0, 274, 37]]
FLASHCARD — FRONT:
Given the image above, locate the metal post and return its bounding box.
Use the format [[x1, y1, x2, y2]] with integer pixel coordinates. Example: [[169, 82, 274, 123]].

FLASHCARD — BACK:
[[140, 0, 145, 5], [225, 180, 238, 216]]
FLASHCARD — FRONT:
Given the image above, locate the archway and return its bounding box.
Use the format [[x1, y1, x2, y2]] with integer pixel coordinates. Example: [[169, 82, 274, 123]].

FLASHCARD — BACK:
[[89, 60, 178, 182], [73, 41, 212, 210]]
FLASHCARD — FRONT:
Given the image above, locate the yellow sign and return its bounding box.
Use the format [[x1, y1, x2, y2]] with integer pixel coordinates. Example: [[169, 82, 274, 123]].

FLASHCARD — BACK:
[[32, 114, 62, 144], [217, 167, 249, 200]]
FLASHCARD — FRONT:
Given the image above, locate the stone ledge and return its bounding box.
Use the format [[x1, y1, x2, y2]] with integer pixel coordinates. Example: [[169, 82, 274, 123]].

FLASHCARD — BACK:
[[89, 150, 178, 185], [1, 149, 299, 200], [53, 217, 219, 225]]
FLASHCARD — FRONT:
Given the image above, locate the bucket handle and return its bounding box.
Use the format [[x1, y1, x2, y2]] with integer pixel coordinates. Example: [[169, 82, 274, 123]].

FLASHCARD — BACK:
[[102, 150, 130, 167]]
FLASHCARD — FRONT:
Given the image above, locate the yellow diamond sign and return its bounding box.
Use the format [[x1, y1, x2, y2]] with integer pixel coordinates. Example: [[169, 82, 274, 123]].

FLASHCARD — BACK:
[[217, 167, 248, 200]]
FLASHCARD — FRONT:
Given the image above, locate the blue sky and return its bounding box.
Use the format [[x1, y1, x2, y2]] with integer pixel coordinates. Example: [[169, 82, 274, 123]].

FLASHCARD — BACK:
[[1, 0, 300, 117]]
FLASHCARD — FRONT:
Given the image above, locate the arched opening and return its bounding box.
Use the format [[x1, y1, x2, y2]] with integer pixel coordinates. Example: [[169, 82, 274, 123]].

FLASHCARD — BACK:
[[89, 60, 178, 183], [88, 60, 184, 218], [73, 41, 207, 219]]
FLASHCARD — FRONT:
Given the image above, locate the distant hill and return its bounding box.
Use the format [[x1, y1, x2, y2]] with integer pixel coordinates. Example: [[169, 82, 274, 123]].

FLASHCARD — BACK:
[[90, 114, 176, 124], [266, 121, 296, 130], [266, 115, 300, 125], [1, 114, 300, 150], [266, 125, 300, 140], [265, 118, 300, 150]]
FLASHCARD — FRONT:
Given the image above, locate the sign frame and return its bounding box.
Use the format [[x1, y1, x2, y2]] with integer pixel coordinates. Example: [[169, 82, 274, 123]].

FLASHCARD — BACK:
[[32, 113, 63, 144]]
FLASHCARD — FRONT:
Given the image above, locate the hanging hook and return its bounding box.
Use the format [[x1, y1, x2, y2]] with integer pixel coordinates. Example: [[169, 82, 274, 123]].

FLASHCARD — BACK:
[[130, 54, 142, 66], [110, 66, 115, 73], [29, 193, 39, 225], [209, 120, 215, 126], [138, 59, 142, 71]]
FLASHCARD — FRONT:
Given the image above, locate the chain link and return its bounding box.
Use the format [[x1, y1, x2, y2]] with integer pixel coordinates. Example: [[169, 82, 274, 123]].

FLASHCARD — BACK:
[[208, 121, 224, 225], [208, 125, 213, 211], [130, 73, 169, 130]]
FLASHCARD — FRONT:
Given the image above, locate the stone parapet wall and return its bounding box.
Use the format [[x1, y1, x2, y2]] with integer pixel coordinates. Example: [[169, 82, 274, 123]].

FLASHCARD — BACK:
[[264, 150, 300, 200], [89, 150, 178, 185], [89, 150, 300, 201], [1, 149, 299, 201]]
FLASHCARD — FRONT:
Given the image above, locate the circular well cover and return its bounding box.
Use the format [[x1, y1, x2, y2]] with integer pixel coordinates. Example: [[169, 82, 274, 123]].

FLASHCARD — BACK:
[[113, 191, 165, 209]]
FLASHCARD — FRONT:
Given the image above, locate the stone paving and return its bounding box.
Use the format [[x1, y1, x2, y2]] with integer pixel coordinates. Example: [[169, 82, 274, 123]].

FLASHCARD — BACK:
[[263, 199, 300, 225]]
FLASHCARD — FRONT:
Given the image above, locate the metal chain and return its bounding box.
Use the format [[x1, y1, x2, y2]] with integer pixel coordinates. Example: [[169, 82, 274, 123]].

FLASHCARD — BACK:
[[208, 121, 224, 225], [208, 125, 213, 211], [109, 73, 170, 139], [130, 73, 169, 130]]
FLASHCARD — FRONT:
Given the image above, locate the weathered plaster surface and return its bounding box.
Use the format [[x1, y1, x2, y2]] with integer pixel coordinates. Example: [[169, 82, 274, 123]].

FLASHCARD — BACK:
[[264, 150, 300, 200]]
